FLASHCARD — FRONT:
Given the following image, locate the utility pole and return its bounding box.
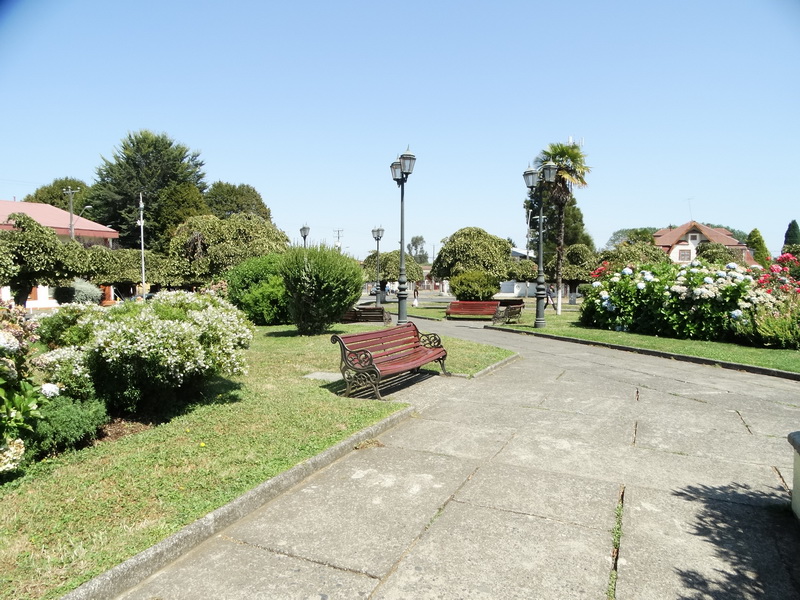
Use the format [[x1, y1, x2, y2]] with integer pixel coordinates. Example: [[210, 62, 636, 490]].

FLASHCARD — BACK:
[[63, 186, 81, 240], [333, 229, 344, 252], [137, 193, 146, 295]]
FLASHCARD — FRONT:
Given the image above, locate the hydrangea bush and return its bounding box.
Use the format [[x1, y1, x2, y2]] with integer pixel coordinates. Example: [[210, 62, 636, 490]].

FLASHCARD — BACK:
[[37, 291, 253, 415], [0, 302, 48, 472], [580, 255, 800, 348]]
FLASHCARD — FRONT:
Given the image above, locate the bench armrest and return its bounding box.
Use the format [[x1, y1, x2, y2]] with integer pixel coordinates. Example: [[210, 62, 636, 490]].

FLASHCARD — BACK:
[[418, 332, 443, 349]]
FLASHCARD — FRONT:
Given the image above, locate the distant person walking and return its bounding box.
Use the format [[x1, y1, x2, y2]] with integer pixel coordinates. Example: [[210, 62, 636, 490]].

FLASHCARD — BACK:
[[546, 285, 555, 309]]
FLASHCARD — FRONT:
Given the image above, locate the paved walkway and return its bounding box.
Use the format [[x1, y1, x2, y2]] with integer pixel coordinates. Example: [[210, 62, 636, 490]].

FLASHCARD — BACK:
[[71, 318, 800, 599]]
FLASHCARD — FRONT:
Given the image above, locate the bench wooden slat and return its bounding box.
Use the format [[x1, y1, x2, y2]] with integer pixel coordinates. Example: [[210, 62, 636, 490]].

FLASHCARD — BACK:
[[331, 322, 448, 399]]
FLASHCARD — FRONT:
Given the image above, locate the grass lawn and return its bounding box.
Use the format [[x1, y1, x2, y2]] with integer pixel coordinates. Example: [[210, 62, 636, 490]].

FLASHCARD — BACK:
[[0, 324, 514, 600]]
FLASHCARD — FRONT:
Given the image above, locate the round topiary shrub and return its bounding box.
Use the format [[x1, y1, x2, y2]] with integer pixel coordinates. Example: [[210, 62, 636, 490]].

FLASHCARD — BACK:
[[449, 270, 500, 301]]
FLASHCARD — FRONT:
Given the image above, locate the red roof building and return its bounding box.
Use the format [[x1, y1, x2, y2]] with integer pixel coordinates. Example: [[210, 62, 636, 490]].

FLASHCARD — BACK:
[[653, 221, 758, 266], [0, 200, 118, 246]]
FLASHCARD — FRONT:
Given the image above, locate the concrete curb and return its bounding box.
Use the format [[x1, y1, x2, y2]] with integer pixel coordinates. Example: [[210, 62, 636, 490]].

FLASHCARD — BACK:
[[485, 325, 800, 382], [61, 405, 416, 600]]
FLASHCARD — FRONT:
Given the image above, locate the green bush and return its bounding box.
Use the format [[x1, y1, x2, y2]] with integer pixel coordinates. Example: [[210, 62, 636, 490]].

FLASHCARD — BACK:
[[239, 277, 289, 325], [224, 255, 290, 325], [54, 278, 103, 305], [279, 245, 363, 335], [25, 395, 108, 459], [449, 270, 500, 301], [35, 303, 102, 348]]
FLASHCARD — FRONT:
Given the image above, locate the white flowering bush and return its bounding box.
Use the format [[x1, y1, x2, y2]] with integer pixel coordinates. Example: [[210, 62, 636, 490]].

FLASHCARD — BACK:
[[580, 258, 790, 343], [37, 290, 253, 414]]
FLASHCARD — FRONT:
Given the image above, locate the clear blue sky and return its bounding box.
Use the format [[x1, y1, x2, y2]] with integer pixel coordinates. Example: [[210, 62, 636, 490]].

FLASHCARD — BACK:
[[1, 0, 798, 260]]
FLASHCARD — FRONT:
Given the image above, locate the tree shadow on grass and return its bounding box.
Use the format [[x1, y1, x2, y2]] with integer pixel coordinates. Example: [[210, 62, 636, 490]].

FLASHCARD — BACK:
[[322, 369, 439, 400], [672, 482, 800, 599]]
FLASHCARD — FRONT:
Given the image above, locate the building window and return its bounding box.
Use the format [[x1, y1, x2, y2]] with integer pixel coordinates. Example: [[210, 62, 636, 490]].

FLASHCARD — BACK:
[[679, 249, 691, 262], [689, 234, 698, 242]]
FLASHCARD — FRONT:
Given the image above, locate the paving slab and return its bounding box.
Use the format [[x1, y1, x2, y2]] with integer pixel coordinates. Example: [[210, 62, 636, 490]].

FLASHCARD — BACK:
[[616, 484, 800, 600], [455, 461, 622, 530], [378, 415, 515, 461], [117, 535, 377, 600], [221, 445, 476, 578], [373, 501, 612, 600]]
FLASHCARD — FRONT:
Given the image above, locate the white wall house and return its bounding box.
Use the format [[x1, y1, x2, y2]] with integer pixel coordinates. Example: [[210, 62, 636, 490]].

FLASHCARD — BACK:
[[653, 221, 758, 266], [0, 200, 119, 310]]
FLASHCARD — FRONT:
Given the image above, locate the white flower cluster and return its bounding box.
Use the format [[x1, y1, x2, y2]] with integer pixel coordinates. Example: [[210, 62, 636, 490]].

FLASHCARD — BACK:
[[0, 438, 25, 473], [0, 329, 20, 354]]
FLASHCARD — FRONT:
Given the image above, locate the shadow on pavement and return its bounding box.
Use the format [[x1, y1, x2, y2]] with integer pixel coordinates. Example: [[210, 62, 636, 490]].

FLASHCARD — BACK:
[[672, 483, 800, 599]]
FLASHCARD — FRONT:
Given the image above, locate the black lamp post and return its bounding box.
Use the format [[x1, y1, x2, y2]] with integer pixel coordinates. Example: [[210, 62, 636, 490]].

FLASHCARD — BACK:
[[300, 225, 310, 248], [372, 226, 384, 306], [523, 161, 557, 328], [391, 148, 416, 325]]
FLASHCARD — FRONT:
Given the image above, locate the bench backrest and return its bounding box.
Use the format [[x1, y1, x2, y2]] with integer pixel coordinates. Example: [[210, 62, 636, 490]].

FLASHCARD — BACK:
[[335, 323, 423, 366], [448, 301, 499, 310]]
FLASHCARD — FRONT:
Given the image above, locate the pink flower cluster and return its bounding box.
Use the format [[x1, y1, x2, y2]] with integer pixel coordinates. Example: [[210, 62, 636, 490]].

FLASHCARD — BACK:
[[756, 253, 800, 294]]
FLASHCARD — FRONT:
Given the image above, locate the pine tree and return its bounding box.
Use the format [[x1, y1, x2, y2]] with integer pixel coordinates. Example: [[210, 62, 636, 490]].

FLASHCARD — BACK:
[[746, 228, 771, 267], [784, 220, 800, 247]]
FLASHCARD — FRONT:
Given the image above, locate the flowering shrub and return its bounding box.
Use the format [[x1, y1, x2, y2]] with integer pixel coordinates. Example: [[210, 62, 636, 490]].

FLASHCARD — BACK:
[[580, 256, 799, 347], [0, 302, 47, 471], [37, 291, 253, 414]]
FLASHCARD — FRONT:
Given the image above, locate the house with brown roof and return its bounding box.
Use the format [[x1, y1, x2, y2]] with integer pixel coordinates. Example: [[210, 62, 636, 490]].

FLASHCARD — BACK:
[[653, 221, 758, 266], [0, 200, 120, 309], [0, 200, 118, 246]]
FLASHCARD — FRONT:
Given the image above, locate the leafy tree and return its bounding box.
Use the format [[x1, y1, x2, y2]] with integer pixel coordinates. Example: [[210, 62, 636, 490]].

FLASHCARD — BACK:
[[604, 227, 658, 250], [746, 228, 771, 267], [784, 220, 800, 248], [406, 235, 429, 264], [204, 182, 272, 221], [547, 244, 598, 282], [169, 213, 289, 286], [507, 259, 537, 282], [22, 177, 91, 212], [696, 242, 735, 265], [430, 227, 510, 280], [0, 214, 76, 304], [529, 142, 590, 297], [153, 182, 210, 252], [88, 130, 207, 251], [527, 197, 594, 258], [597, 241, 670, 270], [362, 249, 424, 291]]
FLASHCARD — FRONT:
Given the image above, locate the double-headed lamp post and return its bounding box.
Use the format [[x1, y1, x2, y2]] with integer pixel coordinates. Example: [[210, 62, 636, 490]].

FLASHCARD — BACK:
[[300, 225, 310, 248], [372, 226, 384, 306], [390, 149, 416, 325], [523, 160, 558, 328]]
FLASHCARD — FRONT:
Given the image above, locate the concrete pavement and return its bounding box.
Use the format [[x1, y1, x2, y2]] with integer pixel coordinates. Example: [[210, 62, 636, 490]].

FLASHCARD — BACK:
[[67, 318, 800, 599]]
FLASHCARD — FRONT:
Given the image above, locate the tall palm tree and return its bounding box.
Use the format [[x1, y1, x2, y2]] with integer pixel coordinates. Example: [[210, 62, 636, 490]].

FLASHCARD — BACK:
[[533, 142, 590, 302]]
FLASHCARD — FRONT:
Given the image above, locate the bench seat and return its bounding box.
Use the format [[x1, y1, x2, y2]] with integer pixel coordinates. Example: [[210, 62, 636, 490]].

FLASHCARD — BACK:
[[331, 323, 448, 399]]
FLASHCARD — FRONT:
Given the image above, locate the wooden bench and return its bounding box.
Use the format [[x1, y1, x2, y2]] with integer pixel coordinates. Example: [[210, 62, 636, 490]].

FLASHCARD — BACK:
[[445, 301, 501, 319], [492, 304, 523, 324], [341, 305, 392, 325], [331, 322, 448, 399]]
